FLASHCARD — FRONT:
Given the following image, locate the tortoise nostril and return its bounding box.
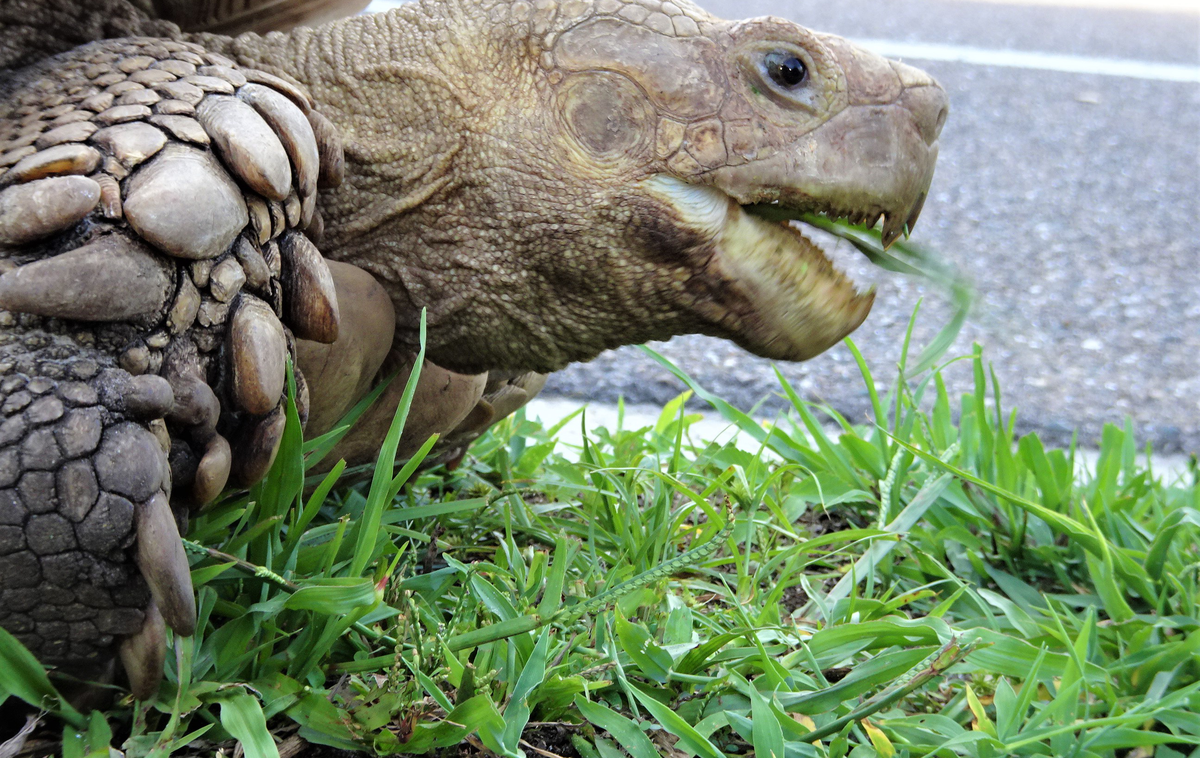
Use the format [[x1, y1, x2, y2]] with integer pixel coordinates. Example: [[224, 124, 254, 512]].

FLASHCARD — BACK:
[[899, 84, 949, 147], [934, 105, 949, 139]]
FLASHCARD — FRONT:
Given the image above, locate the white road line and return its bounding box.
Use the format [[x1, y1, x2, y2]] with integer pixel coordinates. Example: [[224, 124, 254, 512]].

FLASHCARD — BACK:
[[944, 0, 1198, 13], [851, 39, 1200, 83]]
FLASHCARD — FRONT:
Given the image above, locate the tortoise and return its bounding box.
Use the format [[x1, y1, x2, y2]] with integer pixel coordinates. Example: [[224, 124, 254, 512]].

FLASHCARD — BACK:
[[0, 0, 947, 697]]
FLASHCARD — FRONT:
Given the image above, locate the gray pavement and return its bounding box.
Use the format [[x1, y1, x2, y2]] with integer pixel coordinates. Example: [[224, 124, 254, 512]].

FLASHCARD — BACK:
[[541, 0, 1200, 455]]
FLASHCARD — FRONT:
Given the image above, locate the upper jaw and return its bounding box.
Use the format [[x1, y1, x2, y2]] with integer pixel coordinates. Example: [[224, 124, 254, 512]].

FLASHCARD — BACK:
[[706, 100, 942, 248]]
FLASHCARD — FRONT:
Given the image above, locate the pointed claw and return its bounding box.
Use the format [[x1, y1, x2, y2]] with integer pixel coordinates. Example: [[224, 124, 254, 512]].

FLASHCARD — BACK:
[[95, 173, 123, 219], [166, 373, 220, 431], [452, 398, 497, 440], [193, 433, 231, 507], [230, 294, 288, 415], [134, 491, 196, 636], [167, 275, 202, 333], [280, 231, 339, 344], [0, 235, 173, 321], [197, 95, 292, 201], [241, 69, 312, 113], [305, 210, 324, 243], [118, 600, 166, 701], [234, 235, 271, 289], [231, 405, 286, 486], [246, 196, 272, 246], [294, 366, 310, 428], [268, 200, 287, 238], [305, 110, 344, 189], [238, 83, 319, 199], [283, 193, 301, 228], [300, 193, 316, 229], [485, 372, 548, 421]]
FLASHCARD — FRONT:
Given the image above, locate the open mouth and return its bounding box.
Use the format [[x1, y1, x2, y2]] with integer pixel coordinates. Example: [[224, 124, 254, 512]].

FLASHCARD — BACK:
[[718, 199, 878, 360], [741, 191, 926, 250], [644, 174, 885, 362]]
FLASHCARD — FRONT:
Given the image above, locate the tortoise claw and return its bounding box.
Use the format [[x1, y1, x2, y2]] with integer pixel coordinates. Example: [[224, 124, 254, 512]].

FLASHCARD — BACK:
[[193, 434, 231, 508], [230, 295, 288, 416], [118, 600, 166, 701], [134, 492, 195, 636], [231, 405, 287, 487], [280, 231, 339, 344]]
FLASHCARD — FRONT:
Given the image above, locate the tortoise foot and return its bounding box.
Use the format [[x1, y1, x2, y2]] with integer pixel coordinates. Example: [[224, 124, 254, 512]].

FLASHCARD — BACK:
[[0, 37, 345, 697]]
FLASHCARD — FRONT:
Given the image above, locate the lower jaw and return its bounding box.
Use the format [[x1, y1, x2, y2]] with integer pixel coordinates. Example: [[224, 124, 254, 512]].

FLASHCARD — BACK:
[[707, 205, 874, 361], [639, 174, 875, 362]]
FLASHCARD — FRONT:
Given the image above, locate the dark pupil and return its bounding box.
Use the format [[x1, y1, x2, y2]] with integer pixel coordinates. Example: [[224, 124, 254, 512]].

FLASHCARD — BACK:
[[767, 53, 807, 87]]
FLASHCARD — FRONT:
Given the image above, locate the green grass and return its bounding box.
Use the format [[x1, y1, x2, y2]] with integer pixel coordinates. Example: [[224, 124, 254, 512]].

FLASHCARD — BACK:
[[2, 309, 1199, 758]]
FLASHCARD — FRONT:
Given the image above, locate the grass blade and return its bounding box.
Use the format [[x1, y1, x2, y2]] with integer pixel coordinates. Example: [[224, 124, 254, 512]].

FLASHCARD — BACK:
[[215, 690, 278, 758], [0, 627, 83, 728], [574, 696, 659, 758], [629, 684, 728, 758]]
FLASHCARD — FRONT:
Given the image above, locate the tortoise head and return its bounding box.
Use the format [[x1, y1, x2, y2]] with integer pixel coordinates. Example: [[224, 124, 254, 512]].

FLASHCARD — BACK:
[[321, 0, 948, 374]]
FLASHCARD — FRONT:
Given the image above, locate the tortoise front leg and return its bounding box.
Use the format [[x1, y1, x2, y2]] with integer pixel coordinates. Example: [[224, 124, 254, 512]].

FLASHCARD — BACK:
[[297, 261, 549, 473], [0, 36, 343, 698]]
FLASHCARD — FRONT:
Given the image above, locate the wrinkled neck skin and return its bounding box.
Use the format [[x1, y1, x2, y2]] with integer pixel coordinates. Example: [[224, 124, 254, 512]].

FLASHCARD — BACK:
[[205, 4, 709, 375]]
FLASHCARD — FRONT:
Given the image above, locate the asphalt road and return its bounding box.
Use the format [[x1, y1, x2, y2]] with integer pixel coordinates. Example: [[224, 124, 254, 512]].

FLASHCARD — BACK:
[[537, 0, 1200, 455]]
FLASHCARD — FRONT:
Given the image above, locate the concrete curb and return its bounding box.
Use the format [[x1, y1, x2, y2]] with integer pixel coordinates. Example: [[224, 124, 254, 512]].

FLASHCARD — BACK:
[[525, 398, 1195, 483]]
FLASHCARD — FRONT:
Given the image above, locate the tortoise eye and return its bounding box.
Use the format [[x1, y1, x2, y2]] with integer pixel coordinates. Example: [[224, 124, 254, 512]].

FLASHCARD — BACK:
[[764, 51, 807, 88]]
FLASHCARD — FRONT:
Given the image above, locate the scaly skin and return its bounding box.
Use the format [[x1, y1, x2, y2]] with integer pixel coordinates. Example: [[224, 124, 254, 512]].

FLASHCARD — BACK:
[[0, 321, 155, 663], [0, 0, 176, 73], [0, 0, 947, 696]]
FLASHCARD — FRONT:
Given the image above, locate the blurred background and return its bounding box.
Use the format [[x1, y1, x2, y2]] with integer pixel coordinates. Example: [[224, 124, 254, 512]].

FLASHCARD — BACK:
[[370, 0, 1200, 454]]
